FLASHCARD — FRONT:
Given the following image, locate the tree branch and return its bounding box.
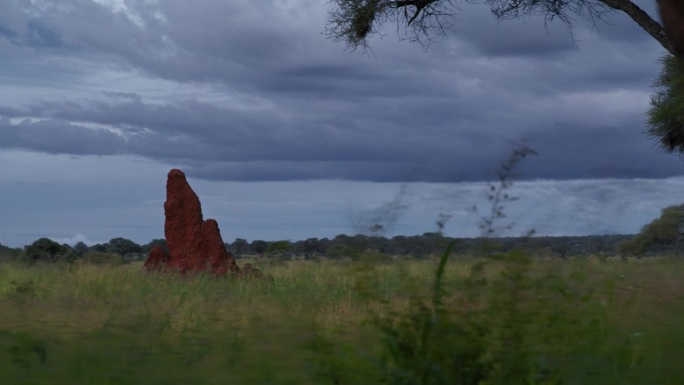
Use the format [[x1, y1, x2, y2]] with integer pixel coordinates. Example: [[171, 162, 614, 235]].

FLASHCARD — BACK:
[[600, 0, 672, 53], [392, 0, 440, 25], [326, 0, 673, 53], [392, 0, 439, 8]]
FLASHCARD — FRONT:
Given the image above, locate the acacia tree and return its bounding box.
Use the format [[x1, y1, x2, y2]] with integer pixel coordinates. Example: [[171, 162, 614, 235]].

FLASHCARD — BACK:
[[231, 238, 249, 258], [106, 237, 142, 256], [22, 238, 73, 264], [649, 54, 684, 152], [265, 241, 294, 259], [250, 240, 269, 256], [326, 0, 684, 151], [302, 237, 321, 259], [326, 0, 674, 52]]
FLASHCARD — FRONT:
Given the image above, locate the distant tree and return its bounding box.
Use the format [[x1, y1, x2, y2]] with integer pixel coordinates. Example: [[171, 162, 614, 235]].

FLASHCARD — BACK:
[[90, 243, 107, 253], [250, 240, 269, 256], [106, 237, 142, 256], [292, 240, 305, 256], [231, 238, 249, 258], [371, 236, 391, 254], [332, 234, 351, 243], [0, 243, 21, 262], [141, 239, 168, 253], [348, 234, 371, 256], [619, 204, 684, 256], [73, 241, 89, 257], [302, 238, 321, 260], [391, 235, 410, 255], [421, 231, 449, 255], [22, 238, 74, 264], [318, 238, 332, 255], [405, 235, 430, 258], [548, 238, 572, 257], [266, 240, 294, 259]]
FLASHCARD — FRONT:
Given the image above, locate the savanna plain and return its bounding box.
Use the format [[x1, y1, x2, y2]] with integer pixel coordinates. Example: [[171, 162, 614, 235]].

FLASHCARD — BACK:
[[1, 251, 684, 385]]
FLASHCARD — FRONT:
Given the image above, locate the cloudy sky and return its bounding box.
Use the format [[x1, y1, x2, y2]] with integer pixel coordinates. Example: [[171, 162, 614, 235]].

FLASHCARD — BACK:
[[0, 0, 682, 248]]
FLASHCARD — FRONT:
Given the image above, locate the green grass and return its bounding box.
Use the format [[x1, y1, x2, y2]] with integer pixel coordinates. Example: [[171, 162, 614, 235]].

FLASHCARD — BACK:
[[1, 255, 683, 384]]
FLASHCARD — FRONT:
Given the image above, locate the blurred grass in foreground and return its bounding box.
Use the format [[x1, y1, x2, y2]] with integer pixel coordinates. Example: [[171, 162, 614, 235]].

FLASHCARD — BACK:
[[0, 255, 683, 384]]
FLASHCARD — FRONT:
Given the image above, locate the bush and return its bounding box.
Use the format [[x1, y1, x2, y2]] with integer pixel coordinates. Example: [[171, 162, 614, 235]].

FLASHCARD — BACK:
[[368, 245, 620, 385], [619, 204, 684, 256], [20, 238, 76, 265], [0, 244, 21, 263]]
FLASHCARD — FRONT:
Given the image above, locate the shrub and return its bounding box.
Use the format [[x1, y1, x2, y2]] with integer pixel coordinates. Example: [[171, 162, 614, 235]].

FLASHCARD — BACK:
[[619, 204, 684, 256], [20, 238, 76, 265]]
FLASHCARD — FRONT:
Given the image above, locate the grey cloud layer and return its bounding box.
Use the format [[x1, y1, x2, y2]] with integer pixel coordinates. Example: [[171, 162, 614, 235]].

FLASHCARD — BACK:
[[0, 0, 680, 182]]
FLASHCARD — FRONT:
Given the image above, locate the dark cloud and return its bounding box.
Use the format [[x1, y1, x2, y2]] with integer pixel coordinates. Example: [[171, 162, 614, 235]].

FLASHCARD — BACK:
[[455, 2, 577, 57], [0, 0, 680, 183], [0, 116, 126, 155], [524, 124, 683, 179]]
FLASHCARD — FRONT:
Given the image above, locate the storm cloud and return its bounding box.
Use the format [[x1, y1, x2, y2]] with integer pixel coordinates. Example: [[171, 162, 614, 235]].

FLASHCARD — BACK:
[[0, 0, 679, 182], [1, 0, 682, 247]]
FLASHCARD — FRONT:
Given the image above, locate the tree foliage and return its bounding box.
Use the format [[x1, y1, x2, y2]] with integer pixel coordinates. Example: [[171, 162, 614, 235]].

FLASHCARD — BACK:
[[73, 242, 89, 256], [250, 240, 269, 256], [105, 237, 142, 256], [266, 240, 295, 259], [21, 238, 74, 264], [141, 239, 167, 253], [618, 203, 684, 256], [301, 238, 322, 260], [648, 54, 684, 154], [0, 243, 21, 262], [325, 0, 461, 51], [231, 238, 249, 258]]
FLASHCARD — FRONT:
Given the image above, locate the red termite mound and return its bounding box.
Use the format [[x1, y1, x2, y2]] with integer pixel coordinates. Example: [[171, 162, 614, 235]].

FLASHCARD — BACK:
[[144, 169, 240, 276]]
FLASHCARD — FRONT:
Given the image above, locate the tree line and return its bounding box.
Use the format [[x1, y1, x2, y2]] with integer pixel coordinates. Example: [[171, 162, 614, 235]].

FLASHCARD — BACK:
[[4, 202, 684, 265], [0, 232, 659, 265]]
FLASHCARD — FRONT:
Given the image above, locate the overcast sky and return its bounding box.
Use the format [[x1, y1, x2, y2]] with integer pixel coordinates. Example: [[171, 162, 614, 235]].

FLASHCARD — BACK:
[[1, 0, 682, 248]]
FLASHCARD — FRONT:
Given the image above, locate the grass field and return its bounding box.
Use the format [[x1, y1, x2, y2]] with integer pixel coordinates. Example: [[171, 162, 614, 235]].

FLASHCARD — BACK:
[[1, 254, 683, 384]]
